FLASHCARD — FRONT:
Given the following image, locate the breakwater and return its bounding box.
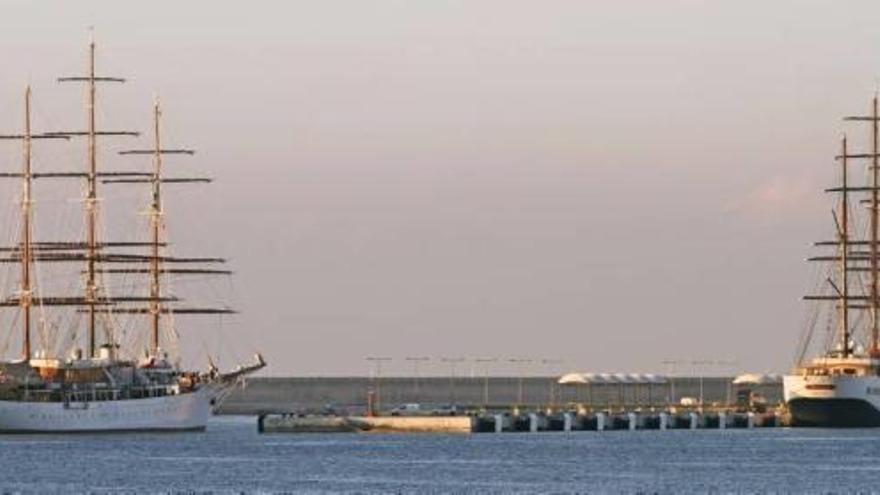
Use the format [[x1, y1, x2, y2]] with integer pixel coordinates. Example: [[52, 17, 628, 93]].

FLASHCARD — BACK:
[[219, 376, 782, 415]]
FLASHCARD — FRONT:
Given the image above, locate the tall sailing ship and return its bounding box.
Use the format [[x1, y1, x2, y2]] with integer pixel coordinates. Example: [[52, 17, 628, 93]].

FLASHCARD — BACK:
[[784, 96, 880, 427], [0, 38, 264, 432]]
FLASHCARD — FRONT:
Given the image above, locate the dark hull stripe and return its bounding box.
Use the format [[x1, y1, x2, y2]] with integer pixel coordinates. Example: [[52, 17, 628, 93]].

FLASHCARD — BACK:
[[788, 398, 880, 427]]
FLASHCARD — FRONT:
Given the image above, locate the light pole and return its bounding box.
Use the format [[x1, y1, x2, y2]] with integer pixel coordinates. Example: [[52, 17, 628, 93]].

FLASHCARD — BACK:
[[541, 358, 563, 409], [716, 359, 739, 406], [366, 357, 392, 413], [441, 357, 465, 405], [475, 358, 497, 409], [692, 359, 713, 411], [662, 359, 684, 407], [406, 356, 429, 400], [509, 358, 532, 409]]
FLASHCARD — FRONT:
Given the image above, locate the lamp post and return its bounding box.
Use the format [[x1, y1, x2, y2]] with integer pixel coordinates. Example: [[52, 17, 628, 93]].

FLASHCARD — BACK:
[[441, 357, 465, 405], [691, 359, 713, 411], [475, 358, 497, 409], [662, 359, 684, 407], [716, 359, 739, 406], [508, 358, 532, 409], [405, 356, 429, 401], [541, 359, 563, 410], [366, 357, 392, 413]]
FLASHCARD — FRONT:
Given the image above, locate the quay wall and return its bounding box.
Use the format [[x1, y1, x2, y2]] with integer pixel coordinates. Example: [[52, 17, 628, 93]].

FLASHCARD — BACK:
[[219, 376, 782, 415]]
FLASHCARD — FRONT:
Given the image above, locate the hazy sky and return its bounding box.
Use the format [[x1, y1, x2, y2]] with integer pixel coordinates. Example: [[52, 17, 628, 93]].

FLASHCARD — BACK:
[[2, 0, 880, 376]]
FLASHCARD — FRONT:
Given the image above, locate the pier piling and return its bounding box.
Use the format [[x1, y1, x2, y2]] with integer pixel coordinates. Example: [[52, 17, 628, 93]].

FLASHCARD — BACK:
[[494, 414, 504, 433]]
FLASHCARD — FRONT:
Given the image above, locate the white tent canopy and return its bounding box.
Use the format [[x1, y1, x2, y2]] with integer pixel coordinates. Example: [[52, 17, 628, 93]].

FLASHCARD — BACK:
[[558, 372, 669, 385], [732, 373, 782, 385], [558, 373, 588, 385]]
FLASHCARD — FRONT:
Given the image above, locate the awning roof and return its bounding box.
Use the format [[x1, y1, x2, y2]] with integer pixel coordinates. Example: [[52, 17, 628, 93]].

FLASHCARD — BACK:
[[558, 372, 668, 385], [732, 373, 782, 385]]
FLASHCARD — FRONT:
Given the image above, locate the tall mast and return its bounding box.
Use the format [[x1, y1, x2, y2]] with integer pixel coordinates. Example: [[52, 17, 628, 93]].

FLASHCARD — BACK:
[[840, 135, 850, 357], [57, 34, 137, 358], [20, 87, 33, 361], [0, 89, 71, 359], [149, 100, 163, 355], [85, 38, 99, 358], [871, 96, 879, 357], [117, 104, 223, 355]]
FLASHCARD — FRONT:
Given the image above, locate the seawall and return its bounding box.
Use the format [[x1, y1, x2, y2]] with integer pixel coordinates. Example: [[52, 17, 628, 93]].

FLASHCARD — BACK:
[[219, 376, 782, 415]]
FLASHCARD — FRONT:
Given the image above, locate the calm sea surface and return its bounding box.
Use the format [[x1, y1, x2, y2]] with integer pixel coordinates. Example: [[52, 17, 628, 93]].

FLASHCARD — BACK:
[[0, 415, 879, 494]]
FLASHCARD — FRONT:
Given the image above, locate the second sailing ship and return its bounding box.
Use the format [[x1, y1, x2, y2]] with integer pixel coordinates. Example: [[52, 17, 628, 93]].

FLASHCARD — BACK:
[[785, 96, 880, 427]]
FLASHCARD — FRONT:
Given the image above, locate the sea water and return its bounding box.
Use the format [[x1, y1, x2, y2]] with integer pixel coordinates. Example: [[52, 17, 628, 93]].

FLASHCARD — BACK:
[[0, 415, 878, 494]]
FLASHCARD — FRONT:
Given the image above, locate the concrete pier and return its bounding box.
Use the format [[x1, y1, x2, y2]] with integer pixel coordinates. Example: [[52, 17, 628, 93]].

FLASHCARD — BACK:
[[258, 409, 785, 434], [260, 415, 473, 434]]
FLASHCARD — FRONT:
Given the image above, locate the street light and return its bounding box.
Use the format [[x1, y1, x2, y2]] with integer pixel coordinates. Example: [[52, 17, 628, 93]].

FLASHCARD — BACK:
[[541, 359, 563, 409], [405, 356, 430, 399], [662, 359, 685, 407], [508, 358, 532, 408], [366, 357, 392, 413], [441, 357, 466, 405], [475, 358, 497, 409], [691, 359, 713, 411], [715, 359, 739, 406]]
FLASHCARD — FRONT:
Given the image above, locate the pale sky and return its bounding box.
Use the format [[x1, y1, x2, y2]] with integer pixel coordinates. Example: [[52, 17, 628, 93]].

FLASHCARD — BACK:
[[1, 0, 879, 376]]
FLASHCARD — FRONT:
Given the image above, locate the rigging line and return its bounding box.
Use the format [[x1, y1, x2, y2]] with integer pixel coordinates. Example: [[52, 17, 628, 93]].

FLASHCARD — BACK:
[[0, 310, 20, 359], [0, 203, 16, 354], [799, 261, 830, 363], [30, 203, 51, 356], [823, 293, 835, 352], [795, 300, 821, 366]]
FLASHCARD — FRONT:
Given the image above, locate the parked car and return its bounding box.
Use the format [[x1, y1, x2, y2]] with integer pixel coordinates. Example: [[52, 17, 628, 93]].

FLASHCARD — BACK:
[[431, 404, 459, 416], [390, 403, 422, 416]]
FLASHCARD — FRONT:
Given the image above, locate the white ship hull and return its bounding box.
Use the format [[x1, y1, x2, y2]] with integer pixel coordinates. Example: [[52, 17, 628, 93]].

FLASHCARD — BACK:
[[0, 387, 214, 433], [784, 374, 880, 427]]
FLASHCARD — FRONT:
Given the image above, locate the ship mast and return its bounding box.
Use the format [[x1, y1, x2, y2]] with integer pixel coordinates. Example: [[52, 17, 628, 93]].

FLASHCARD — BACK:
[[57, 35, 137, 358], [149, 100, 163, 354], [836, 97, 880, 358], [20, 88, 33, 361], [0, 88, 69, 360], [0, 38, 238, 364], [840, 135, 851, 357], [86, 38, 99, 358], [871, 96, 880, 357], [116, 102, 238, 357]]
